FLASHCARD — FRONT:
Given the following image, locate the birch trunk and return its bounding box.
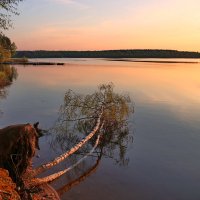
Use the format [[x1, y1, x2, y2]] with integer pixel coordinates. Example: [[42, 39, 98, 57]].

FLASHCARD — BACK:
[[31, 135, 100, 186], [31, 109, 103, 177]]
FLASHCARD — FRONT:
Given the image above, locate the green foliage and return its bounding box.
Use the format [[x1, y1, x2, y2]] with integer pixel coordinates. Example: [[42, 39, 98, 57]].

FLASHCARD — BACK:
[[0, 46, 11, 62], [0, 34, 17, 62], [50, 83, 134, 166], [60, 83, 133, 123], [0, 1, 21, 62], [0, 0, 24, 30]]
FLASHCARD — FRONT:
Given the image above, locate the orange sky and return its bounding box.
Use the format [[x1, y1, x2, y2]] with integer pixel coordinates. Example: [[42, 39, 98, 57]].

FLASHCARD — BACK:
[[6, 0, 200, 51]]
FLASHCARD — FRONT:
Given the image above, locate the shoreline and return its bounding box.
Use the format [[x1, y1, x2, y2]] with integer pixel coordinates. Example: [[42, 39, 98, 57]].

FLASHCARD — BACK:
[[106, 59, 199, 64], [2, 62, 65, 66]]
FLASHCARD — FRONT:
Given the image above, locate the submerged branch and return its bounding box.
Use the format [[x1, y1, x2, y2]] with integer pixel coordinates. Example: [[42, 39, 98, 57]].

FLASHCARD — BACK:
[[61, 116, 98, 122], [31, 108, 104, 177], [31, 135, 100, 185], [57, 155, 101, 196]]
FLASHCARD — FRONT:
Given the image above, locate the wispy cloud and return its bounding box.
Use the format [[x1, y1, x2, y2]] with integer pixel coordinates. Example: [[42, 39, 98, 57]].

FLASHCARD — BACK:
[[51, 0, 75, 5], [49, 0, 89, 9]]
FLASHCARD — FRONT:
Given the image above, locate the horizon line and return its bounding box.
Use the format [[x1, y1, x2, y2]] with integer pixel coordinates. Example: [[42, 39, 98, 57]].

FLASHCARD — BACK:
[[16, 49, 200, 53]]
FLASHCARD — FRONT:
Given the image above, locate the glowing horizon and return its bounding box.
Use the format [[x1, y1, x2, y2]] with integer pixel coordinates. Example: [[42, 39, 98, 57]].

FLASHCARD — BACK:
[[5, 0, 200, 51]]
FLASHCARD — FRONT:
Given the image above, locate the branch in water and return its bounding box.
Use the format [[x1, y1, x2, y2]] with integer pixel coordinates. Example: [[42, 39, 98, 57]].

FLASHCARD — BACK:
[[61, 116, 98, 122], [31, 135, 100, 185], [57, 155, 102, 196], [31, 108, 104, 178]]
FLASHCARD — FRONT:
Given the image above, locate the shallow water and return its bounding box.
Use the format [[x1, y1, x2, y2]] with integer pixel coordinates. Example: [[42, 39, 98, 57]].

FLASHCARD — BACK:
[[0, 59, 200, 200]]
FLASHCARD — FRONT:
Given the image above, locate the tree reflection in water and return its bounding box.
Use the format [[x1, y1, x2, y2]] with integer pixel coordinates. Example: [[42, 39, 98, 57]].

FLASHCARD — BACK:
[[49, 83, 134, 195], [0, 64, 18, 97], [0, 64, 18, 115], [57, 154, 101, 196]]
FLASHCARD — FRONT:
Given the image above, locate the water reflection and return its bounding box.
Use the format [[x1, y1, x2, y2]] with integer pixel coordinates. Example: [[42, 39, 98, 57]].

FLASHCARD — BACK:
[[0, 64, 18, 99], [0, 65, 18, 117], [57, 154, 101, 196], [48, 83, 134, 195], [1, 60, 200, 199]]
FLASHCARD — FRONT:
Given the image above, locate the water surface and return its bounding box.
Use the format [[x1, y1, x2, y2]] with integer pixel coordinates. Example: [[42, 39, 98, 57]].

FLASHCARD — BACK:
[[0, 59, 200, 200]]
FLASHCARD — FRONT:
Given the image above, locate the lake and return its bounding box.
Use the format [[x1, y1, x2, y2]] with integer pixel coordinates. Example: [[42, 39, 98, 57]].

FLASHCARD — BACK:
[[0, 58, 200, 200]]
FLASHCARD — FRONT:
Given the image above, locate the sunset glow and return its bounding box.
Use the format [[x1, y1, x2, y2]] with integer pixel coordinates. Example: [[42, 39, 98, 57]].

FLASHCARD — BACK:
[[6, 0, 200, 51]]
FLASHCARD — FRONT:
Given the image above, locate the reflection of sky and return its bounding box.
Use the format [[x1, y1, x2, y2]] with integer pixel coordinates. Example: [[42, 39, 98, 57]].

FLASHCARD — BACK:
[[1, 59, 200, 129], [1, 60, 200, 199], [5, 0, 200, 51]]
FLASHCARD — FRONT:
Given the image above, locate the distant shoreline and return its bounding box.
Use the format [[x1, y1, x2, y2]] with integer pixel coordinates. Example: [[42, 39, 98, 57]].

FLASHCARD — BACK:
[[107, 59, 199, 64], [14, 49, 200, 59], [1, 58, 65, 66]]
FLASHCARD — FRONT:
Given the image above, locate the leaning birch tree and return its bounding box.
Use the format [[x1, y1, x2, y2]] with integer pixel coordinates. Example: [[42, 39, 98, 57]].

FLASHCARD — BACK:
[[30, 83, 134, 183]]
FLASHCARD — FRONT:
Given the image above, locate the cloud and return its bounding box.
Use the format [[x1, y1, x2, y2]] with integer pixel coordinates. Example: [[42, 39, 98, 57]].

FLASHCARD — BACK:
[[49, 0, 89, 9], [51, 0, 75, 4]]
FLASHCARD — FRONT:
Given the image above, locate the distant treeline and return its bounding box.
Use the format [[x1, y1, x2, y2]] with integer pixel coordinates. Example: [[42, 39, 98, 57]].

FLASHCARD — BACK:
[[14, 49, 200, 58]]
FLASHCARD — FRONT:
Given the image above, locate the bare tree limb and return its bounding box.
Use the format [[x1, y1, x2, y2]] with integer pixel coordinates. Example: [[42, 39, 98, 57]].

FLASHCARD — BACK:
[[31, 107, 104, 177], [30, 135, 100, 185]]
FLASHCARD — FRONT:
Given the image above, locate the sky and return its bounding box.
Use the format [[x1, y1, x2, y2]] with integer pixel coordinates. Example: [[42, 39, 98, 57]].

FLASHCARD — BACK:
[[5, 0, 200, 51]]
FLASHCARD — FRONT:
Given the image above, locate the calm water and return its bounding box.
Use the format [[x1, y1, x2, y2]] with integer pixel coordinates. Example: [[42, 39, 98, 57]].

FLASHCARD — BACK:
[[0, 58, 200, 200]]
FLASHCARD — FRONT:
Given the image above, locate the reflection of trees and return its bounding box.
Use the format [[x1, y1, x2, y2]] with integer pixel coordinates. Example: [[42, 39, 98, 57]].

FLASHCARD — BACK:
[[56, 154, 102, 196], [44, 84, 134, 195], [0, 64, 18, 84], [0, 85, 7, 99], [28, 83, 134, 198], [0, 64, 18, 99], [0, 64, 17, 117], [50, 83, 134, 166]]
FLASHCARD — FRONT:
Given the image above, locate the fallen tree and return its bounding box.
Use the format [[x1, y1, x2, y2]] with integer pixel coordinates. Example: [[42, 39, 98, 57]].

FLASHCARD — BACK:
[[0, 83, 134, 199]]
